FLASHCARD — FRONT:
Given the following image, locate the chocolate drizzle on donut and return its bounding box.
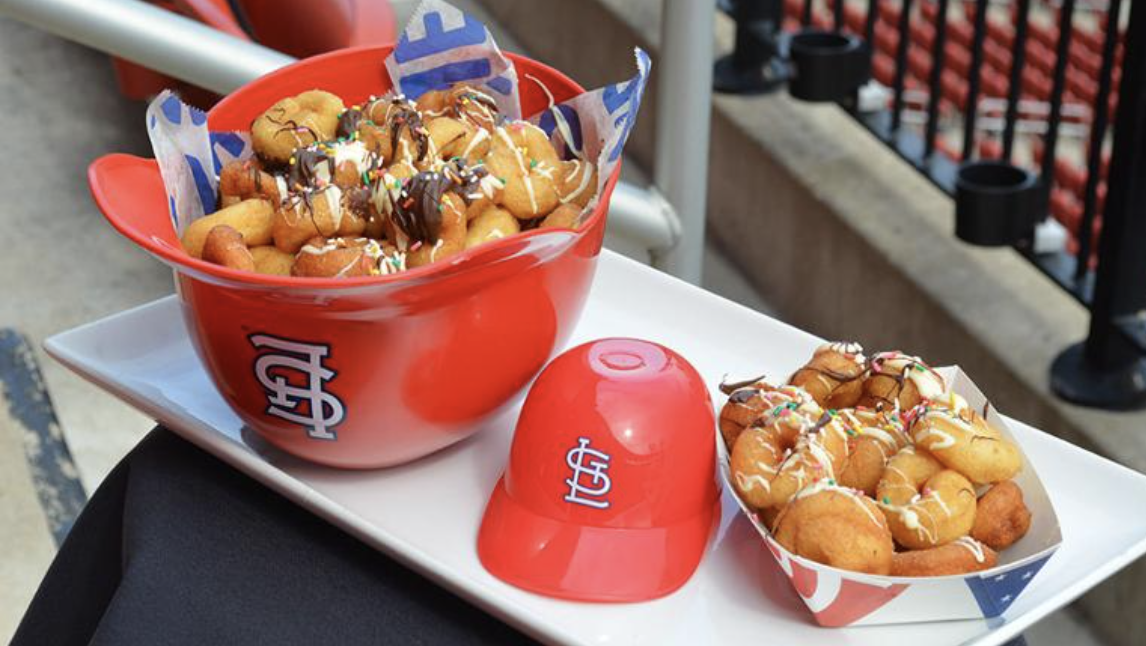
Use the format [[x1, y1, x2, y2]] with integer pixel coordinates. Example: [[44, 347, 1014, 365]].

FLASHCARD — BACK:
[[288, 146, 333, 189], [807, 412, 836, 435], [391, 171, 454, 243], [387, 101, 429, 162], [720, 374, 768, 395], [346, 186, 373, 219], [442, 159, 491, 204], [336, 107, 364, 140], [729, 389, 758, 404]]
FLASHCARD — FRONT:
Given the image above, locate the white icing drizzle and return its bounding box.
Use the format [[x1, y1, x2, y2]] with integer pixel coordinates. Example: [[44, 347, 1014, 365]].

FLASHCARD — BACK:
[[793, 480, 885, 530], [915, 426, 957, 450], [735, 471, 772, 493], [460, 128, 489, 159], [820, 341, 866, 364], [273, 175, 289, 204], [953, 536, 988, 563], [524, 72, 583, 159], [872, 351, 947, 400], [321, 184, 343, 232], [331, 140, 370, 169], [560, 161, 594, 205]]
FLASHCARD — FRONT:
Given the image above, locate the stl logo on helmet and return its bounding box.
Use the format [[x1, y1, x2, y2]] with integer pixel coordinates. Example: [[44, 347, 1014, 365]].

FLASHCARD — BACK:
[[563, 437, 612, 509], [250, 334, 345, 441]]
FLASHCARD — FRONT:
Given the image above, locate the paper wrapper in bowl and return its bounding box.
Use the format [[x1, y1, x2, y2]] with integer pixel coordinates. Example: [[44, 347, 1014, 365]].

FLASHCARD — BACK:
[[719, 367, 1062, 627], [87, 1, 650, 469]]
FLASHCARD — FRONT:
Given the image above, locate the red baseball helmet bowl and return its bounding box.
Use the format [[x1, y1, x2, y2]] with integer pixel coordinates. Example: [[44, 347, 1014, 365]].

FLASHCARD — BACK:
[[478, 338, 721, 602], [87, 46, 620, 468]]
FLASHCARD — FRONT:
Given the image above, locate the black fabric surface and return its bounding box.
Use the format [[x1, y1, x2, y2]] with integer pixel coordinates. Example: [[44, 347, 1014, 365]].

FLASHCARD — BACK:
[[12, 429, 536, 646]]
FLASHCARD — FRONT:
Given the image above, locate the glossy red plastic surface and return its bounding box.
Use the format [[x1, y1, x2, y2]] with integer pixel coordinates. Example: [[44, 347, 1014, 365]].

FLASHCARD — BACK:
[[477, 339, 721, 602], [88, 46, 618, 468]]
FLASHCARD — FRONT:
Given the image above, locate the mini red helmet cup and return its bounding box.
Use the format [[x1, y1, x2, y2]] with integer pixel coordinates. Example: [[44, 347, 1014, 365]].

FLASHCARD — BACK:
[[477, 338, 721, 602]]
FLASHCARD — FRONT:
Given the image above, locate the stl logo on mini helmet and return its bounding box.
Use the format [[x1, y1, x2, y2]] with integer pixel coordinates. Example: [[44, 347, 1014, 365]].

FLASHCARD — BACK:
[[250, 334, 345, 441], [563, 437, 612, 509]]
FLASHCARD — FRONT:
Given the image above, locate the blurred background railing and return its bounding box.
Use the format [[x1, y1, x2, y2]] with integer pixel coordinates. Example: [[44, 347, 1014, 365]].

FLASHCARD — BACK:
[[717, 0, 1146, 410]]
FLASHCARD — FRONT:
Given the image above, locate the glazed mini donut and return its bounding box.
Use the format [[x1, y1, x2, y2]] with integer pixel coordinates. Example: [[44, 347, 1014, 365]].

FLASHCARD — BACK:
[[251, 90, 345, 165], [554, 160, 597, 209], [425, 117, 473, 162], [287, 141, 379, 192], [971, 480, 1031, 550], [249, 245, 293, 276], [910, 393, 1022, 484], [201, 225, 255, 272], [272, 186, 368, 253], [291, 237, 373, 278], [876, 446, 977, 550], [730, 405, 852, 510], [392, 176, 468, 268], [788, 341, 868, 409], [464, 207, 519, 249], [486, 121, 562, 219], [181, 198, 274, 259], [718, 380, 817, 450], [451, 121, 493, 166], [540, 203, 582, 229], [772, 480, 895, 575], [837, 407, 910, 496], [417, 84, 501, 132], [858, 351, 947, 410], [891, 536, 998, 576], [218, 160, 285, 208]]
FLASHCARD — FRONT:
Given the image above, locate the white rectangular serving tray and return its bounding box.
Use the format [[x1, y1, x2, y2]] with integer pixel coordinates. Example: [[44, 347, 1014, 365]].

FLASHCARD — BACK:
[[46, 250, 1146, 646]]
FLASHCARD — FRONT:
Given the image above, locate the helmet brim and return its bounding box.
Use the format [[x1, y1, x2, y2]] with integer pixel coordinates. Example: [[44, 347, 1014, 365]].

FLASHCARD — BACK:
[[477, 476, 721, 602]]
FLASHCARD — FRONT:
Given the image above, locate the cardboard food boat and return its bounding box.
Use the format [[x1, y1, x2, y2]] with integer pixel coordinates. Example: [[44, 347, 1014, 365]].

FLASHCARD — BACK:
[[719, 367, 1062, 627]]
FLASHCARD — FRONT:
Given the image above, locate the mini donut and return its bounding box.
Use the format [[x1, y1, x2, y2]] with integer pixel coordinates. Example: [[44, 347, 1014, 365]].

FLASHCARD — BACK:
[[891, 536, 998, 576], [554, 160, 597, 209], [346, 96, 428, 169], [218, 160, 285, 208], [858, 351, 947, 410], [837, 407, 910, 496], [876, 446, 977, 550], [272, 186, 368, 253], [911, 393, 1022, 484], [772, 480, 894, 575], [465, 207, 519, 249], [287, 141, 378, 192], [291, 236, 372, 278], [201, 225, 255, 272], [398, 186, 468, 268], [971, 481, 1031, 550], [249, 245, 293, 276], [718, 380, 816, 450], [451, 122, 493, 166], [251, 90, 345, 165], [486, 121, 562, 219], [540, 203, 582, 229], [787, 341, 867, 409], [425, 117, 472, 161], [181, 198, 274, 259], [730, 404, 852, 510], [416, 84, 501, 132]]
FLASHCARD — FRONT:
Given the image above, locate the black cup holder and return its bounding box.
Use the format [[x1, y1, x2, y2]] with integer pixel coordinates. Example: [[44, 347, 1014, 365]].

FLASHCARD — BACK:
[[955, 160, 1041, 246], [788, 29, 871, 103]]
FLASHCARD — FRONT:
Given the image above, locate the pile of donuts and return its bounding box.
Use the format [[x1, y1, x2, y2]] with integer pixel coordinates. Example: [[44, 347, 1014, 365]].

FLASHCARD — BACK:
[[721, 342, 1033, 577], [180, 83, 596, 278]]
